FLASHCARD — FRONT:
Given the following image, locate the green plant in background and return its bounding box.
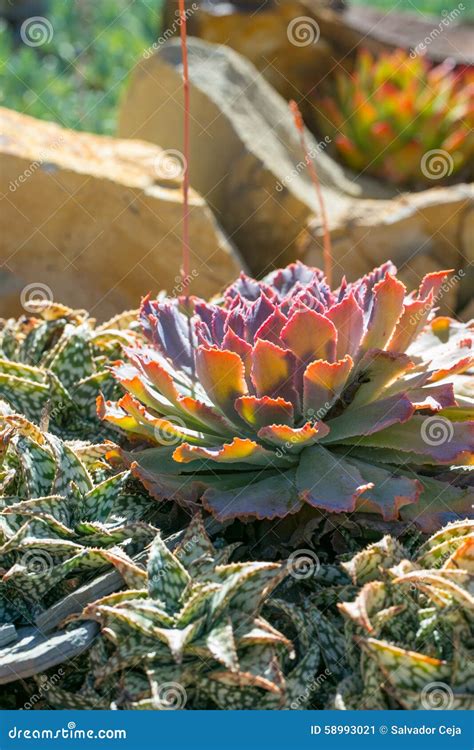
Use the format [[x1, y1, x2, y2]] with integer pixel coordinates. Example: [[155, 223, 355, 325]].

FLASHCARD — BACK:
[[335, 520, 474, 709], [43, 514, 323, 710], [315, 49, 474, 187], [350, 0, 474, 18], [0, 302, 138, 440], [99, 261, 473, 532], [0, 0, 162, 134]]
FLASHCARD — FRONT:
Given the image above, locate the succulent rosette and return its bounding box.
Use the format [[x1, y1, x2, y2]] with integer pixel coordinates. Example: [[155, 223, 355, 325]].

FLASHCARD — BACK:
[[315, 49, 474, 187], [99, 262, 473, 531]]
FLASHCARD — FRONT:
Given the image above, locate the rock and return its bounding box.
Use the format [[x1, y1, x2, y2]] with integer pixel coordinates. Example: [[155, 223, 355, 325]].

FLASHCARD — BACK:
[[0, 107, 241, 320], [458, 207, 474, 312], [298, 184, 474, 313], [340, 5, 474, 66], [118, 38, 386, 274], [459, 298, 474, 322], [164, 0, 335, 103], [162, 1, 386, 109], [0, 622, 98, 684], [461, 207, 474, 266]]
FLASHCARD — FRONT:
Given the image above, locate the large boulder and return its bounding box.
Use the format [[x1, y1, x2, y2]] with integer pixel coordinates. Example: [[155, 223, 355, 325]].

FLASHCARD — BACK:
[[0, 107, 241, 320], [118, 38, 386, 274], [298, 183, 474, 314], [163, 0, 337, 104], [163, 1, 473, 73]]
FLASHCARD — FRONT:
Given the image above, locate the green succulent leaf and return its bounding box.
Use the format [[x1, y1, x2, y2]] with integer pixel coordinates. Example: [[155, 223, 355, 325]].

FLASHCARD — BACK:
[[147, 533, 191, 610]]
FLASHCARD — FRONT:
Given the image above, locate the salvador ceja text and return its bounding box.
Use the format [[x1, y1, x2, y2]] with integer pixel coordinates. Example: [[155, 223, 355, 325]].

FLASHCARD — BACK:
[[309, 724, 462, 736]]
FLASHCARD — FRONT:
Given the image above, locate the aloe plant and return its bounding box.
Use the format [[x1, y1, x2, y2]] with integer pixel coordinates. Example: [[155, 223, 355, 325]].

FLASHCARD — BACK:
[[0, 302, 138, 440], [42, 515, 323, 710], [335, 520, 474, 710], [315, 49, 474, 187], [0, 412, 155, 625], [99, 261, 473, 531]]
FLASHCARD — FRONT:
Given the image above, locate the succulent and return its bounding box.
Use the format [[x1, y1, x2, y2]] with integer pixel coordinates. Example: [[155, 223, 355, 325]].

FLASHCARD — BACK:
[[314, 49, 474, 187], [46, 515, 322, 710], [335, 520, 474, 710], [0, 302, 138, 440], [99, 261, 473, 531], [0, 412, 156, 625]]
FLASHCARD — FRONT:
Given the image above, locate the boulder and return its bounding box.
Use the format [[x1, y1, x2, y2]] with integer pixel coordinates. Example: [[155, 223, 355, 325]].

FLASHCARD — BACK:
[[165, 1, 473, 73], [298, 184, 474, 314], [118, 38, 386, 274], [459, 298, 474, 322], [340, 5, 474, 66], [163, 0, 336, 104], [0, 107, 241, 320]]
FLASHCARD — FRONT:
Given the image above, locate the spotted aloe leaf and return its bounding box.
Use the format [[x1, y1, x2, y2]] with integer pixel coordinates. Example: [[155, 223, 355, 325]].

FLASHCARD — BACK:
[[100, 262, 473, 531], [0, 416, 155, 624], [0, 303, 138, 440], [147, 533, 190, 609], [416, 519, 474, 567], [73, 515, 322, 709], [337, 520, 474, 710]]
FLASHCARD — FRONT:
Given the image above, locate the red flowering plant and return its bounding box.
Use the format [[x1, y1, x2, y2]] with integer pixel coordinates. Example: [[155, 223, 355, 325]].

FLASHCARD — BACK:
[[99, 262, 473, 533]]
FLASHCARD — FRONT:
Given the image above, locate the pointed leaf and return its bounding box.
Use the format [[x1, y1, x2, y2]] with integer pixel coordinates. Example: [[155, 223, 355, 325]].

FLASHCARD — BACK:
[[147, 533, 191, 609]]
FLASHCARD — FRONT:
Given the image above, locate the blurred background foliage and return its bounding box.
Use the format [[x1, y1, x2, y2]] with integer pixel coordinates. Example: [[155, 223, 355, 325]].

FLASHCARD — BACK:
[[0, 0, 470, 135], [0, 0, 162, 134], [351, 0, 468, 13]]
